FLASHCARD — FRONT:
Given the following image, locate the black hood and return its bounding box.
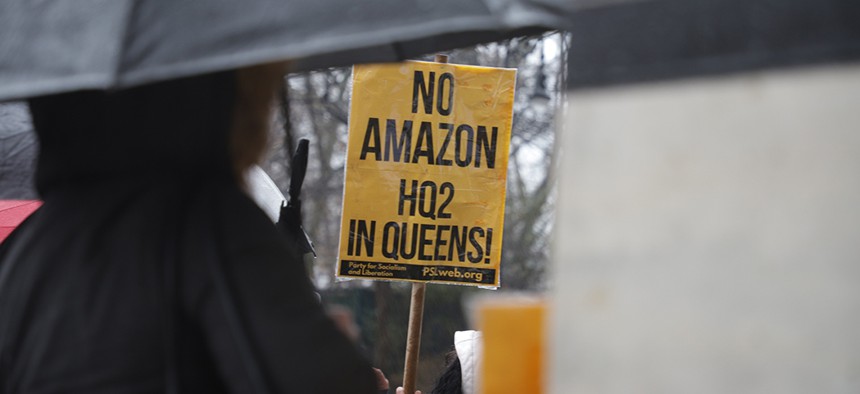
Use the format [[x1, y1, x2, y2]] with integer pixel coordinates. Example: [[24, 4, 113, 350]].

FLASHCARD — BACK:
[[28, 71, 236, 197]]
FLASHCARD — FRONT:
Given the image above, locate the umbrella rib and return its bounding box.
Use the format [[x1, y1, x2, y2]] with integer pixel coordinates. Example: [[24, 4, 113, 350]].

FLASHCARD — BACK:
[[110, 0, 140, 88]]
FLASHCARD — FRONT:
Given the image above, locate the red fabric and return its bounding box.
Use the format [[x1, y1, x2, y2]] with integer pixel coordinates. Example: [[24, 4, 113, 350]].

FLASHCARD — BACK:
[[0, 200, 42, 243]]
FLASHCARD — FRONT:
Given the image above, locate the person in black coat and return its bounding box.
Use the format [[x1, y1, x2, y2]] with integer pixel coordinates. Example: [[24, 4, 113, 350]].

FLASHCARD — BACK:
[[0, 66, 378, 393]]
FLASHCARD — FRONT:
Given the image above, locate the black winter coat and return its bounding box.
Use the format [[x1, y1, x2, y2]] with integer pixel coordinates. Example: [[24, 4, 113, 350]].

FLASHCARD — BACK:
[[0, 71, 377, 393]]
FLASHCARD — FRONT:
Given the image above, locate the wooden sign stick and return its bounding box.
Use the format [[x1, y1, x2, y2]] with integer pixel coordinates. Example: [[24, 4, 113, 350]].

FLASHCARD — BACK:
[[401, 53, 448, 394], [401, 281, 426, 394]]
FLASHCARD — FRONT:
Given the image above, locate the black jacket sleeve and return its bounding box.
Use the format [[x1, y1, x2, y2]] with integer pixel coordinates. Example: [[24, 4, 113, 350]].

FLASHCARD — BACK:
[[182, 184, 377, 393]]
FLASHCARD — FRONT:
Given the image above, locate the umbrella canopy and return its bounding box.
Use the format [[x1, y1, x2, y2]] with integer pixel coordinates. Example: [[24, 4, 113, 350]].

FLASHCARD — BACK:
[[0, 0, 562, 101], [0, 200, 41, 243]]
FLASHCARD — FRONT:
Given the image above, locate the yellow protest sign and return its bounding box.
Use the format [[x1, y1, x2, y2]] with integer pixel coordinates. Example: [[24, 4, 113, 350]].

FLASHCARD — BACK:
[[336, 61, 516, 288]]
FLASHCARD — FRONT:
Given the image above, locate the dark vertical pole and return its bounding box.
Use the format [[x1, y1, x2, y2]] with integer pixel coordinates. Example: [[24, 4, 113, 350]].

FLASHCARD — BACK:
[[279, 82, 295, 166]]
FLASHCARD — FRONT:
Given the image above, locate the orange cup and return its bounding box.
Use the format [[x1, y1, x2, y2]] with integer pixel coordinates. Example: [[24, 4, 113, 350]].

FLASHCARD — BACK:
[[477, 296, 546, 394]]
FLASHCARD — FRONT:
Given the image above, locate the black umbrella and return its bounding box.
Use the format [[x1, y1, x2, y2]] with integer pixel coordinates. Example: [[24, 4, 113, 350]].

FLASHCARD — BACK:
[[0, 0, 561, 101]]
